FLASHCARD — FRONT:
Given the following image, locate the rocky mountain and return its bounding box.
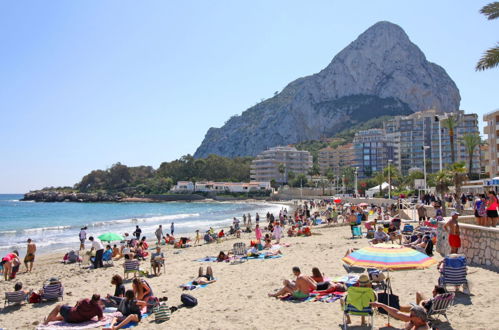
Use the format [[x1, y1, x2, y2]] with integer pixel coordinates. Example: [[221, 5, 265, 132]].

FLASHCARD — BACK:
[[194, 21, 461, 158]]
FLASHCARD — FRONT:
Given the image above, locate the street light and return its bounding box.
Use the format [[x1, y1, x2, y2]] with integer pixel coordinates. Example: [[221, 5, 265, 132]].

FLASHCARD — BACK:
[[354, 167, 359, 197], [434, 115, 444, 171], [388, 160, 393, 200], [422, 146, 430, 192], [342, 175, 345, 195]]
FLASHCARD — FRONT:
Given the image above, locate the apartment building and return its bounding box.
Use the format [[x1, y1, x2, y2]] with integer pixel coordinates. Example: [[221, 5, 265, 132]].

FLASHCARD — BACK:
[[385, 109, 480, 175], [483, 110, 499, 178], [250, 146, 313, 184], [318, 143, 354, 176], [352, 129, 399, 178]]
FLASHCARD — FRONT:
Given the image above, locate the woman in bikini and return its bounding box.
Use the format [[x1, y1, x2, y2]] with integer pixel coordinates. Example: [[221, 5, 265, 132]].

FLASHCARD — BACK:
[[486, 191, 498, 227]]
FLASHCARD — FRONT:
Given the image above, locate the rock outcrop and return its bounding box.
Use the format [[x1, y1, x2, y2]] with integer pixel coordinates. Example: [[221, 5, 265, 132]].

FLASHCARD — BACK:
[[194, 21, 461, 158]]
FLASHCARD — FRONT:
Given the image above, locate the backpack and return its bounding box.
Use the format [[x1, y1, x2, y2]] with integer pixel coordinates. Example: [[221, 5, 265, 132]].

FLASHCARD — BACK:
[[153, 302, 171, 322], [180, 294, 198, 307]]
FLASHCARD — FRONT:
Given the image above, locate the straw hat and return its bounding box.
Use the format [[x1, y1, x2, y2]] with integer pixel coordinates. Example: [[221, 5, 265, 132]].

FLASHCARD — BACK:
[[359, 274, 370, 286]]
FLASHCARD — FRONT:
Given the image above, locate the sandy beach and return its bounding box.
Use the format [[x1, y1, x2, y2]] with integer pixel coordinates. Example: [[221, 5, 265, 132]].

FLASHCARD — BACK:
[[1, 220, 499, 330]]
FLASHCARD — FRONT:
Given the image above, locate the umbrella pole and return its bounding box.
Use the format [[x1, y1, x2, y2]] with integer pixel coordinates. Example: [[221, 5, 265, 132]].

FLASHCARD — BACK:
[[386, 271, 392, 327]]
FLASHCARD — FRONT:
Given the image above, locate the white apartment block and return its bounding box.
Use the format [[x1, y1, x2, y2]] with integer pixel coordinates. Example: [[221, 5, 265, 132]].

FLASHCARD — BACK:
[[250, 146, 313, 184], [483, 110, 499, 178]]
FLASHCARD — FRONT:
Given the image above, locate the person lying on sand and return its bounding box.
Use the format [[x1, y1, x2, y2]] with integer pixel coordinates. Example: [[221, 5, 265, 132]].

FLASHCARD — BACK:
[[217, 251, 230, 262], [192, 266, 216, 285], [43, 294, 103, 325], [268, 266, 316, 299], [103, 290, 146, 330]]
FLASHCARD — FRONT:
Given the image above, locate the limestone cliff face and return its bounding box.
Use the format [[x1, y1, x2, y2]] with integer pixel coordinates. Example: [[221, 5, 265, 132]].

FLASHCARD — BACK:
[[194, 21, 461, 158]]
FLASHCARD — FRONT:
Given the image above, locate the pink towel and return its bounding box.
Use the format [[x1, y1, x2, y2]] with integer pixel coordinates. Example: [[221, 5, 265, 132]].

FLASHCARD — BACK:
[[36, 312, 122, 330]]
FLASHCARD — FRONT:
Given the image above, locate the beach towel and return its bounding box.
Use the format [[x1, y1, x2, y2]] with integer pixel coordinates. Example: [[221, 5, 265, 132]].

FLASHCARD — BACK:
[[244, 254, 282, 260], [104, 313, 150, 329], [195, 257, 218, 262], [36, 312, 121, 330], [332, 275, 359, 287], [180, 279, 216, 290], [280, 294, 316, 302]]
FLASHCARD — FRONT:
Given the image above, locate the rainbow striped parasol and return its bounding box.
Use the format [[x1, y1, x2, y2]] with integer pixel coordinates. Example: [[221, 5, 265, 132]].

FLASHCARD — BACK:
[[342, 244, 437, 271]]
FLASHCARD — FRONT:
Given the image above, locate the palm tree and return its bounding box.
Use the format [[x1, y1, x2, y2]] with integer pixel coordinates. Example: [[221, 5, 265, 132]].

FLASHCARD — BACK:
[[434, 170, 452, 216], [277, 163, 286, 185], [476, 2, 499, 71], [461, 133, 481, 177], [449, 162, 468, 212], [442, 115, 458, 164], [373, 171, 385, 197]]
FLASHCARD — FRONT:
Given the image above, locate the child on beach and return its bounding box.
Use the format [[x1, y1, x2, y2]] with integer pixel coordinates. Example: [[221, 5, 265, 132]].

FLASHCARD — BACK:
[[194, 230, 200, 245]]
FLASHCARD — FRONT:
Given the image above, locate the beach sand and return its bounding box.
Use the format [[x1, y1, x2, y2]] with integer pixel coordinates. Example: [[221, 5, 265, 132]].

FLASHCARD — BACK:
[[1, 223, 498, 330]]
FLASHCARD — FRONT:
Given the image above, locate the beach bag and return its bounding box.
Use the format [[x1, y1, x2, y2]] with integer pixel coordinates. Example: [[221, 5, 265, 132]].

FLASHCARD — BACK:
[[29, 292, 41, 303], [153, 302, 171, 322], [181, 294, 198, 307], [377, 287, 400, 314]]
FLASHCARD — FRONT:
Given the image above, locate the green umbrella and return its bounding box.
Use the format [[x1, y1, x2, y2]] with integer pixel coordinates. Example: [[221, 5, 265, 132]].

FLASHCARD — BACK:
[[98, 232, 124, 242]]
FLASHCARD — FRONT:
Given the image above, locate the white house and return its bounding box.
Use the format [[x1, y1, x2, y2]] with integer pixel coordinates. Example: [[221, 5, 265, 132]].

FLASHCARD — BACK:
[[171, 181, 272, 193]]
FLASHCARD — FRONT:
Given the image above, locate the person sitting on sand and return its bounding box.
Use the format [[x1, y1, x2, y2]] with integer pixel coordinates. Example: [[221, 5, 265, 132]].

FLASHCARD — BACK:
[[150, 246, 165, 276], [103, 289, 146, 330], [103, 245, 113, 261], [132, 277, 153, 301], [112, 245, 121, 259], [217, 251, 230, 262], [102, 274, 126, 307], [371, 302, 430, 329], [193, 266, 216, 285], [310, 267, 332, 291], [268, 266, 316, 299], [370, 227, 389, 244], [287, 226, 296, 237], [43, 294, 103, 325], [388, 223, 402, 244], [204, 232, 214, 244], [263, 238, 273, 249]]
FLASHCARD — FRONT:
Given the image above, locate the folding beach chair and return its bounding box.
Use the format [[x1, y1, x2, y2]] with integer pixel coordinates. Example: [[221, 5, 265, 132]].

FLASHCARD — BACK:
[[41, 281, 64, 302], [231, 242, 247, 264], [343, 286, 375, 330], [4, 291, 27, 308], [401, 224, 414, 234], [124, 259, 141, 279], [438, 255, 470, 293], [427, 292, 455, 321], [351, 226, 362, 239], [79, 251, 91, 268], [103, 251, 114, 267]]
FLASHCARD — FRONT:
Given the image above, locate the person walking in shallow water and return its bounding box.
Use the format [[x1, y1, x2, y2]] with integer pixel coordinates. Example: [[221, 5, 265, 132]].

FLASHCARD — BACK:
[[79, 227, 87, 250], [170, 222, 174, 235]]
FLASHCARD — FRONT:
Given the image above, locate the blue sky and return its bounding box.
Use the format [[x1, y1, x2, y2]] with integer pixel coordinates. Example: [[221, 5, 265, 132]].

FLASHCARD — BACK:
[[0, 0, 498, 193]]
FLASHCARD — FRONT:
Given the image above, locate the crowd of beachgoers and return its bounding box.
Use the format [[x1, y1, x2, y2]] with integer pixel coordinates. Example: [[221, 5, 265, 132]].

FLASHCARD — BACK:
[[1, 198, 498, 329]]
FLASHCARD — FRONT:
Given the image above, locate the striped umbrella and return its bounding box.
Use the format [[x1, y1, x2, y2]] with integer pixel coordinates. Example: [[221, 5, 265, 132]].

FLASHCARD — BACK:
[[342, 244, 437, 271]]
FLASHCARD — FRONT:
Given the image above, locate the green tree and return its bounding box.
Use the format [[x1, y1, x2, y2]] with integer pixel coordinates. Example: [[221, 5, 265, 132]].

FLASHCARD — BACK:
[[278, 163, 286, 185], [433, 170, 452, 216], [290, 173, 308, 188], [461, 133, 481, 177], [383, 163, 400, 189], [341, 167, 356, 189], [449, 162, 468, 212], [442, 115, 458, 163], [373, 171, 385, 196], [476, 2, 499, 71]]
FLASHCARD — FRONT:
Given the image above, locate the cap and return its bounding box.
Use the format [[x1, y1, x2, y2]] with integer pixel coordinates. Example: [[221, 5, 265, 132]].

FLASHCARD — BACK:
[[451, 211, 460, 216]]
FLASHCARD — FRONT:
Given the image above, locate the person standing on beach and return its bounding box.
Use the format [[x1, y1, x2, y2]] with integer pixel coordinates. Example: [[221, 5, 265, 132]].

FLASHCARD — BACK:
[[255, 224, 262, 242], [256, 213, 260, 224], [273, 221, 282, 244], [170, 222, 174, 235], [24, 238, 36, 272], [444, 211, 461, 254], [133, 226, 141, 240], [155, 225, 163, 245], [79, 227, 87, 250], [89, 236, 104, 269]]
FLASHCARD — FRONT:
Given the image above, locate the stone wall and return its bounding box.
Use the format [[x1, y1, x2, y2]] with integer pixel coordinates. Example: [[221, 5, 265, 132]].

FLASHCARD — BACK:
[[436, 221, 499, 271]]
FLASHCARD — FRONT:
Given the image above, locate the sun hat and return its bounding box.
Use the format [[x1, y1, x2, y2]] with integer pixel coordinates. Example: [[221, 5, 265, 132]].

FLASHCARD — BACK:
[[359, 274, 370, 285], [451, 211, 460, 216]]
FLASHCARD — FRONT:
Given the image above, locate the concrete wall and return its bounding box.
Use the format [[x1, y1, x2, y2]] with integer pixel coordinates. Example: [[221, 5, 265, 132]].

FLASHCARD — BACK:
[[436, 221, 499, 271]]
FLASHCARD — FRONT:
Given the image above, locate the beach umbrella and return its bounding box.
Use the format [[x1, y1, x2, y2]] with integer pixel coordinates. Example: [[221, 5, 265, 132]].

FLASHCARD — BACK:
[[98, 232, 124, 242], [342, 244, 437, 325], [342, 244, 436, 270], [358, 202, 369, 207], [334, 198, 342, 203]]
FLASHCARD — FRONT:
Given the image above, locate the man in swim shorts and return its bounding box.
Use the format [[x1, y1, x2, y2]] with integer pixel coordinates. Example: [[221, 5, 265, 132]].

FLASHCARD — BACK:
[[444, 211, 461, 254], [268, 266, 316, 299], [24, 238, 37, 272]]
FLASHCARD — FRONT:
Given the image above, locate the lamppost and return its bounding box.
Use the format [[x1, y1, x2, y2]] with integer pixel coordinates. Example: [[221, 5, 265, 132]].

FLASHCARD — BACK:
[[434, 115, 444, 171], [422, 146, 430, 192], [342, 175, 345, 194], [354, 167, 359, 197], [388, 160, 393, 200]]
